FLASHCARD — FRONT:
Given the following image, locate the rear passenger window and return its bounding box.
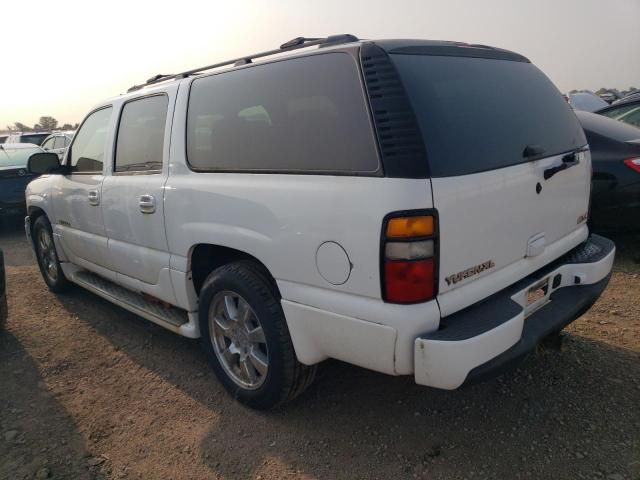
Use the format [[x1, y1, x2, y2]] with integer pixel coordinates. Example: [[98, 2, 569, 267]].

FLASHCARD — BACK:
[[187, 53, 379, 174], [53, 136, 65, 149], [115, 95, 168, 173]]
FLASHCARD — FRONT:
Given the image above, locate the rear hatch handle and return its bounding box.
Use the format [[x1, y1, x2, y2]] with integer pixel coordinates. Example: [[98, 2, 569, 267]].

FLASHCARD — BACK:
[[543, 149, 582, 181]]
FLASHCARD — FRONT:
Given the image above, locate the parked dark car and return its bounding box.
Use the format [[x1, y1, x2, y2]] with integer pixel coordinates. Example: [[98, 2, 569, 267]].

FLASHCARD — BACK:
[[568, 92, 609, 112], [576, 111, 640, 231], [0, 143, 43, 217], [0, 248, 6, 329], [596, 94, 640, 128]]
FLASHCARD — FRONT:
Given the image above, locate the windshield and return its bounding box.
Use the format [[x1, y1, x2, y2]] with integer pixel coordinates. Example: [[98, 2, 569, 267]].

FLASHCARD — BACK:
[[392, 54, 586, 177], [0, 147, 42, 168]]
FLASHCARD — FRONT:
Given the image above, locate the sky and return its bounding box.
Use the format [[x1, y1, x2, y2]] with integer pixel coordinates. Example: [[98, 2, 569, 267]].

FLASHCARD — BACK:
[[1, 0, 638, 128]]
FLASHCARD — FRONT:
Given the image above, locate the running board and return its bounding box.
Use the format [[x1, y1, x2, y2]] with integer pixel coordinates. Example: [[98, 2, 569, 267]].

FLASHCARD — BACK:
[[71, 269, 191, 332]]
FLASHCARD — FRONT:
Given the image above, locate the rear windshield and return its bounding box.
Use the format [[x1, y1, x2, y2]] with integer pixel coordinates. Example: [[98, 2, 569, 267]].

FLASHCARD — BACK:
[[569, 93, 608, 112], [391, 55, 586, 177], [19, 134, 49, 145]]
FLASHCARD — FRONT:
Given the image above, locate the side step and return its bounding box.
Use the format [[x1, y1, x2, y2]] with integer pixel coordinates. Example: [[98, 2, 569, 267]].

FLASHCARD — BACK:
[[72, 270, 190, 332]]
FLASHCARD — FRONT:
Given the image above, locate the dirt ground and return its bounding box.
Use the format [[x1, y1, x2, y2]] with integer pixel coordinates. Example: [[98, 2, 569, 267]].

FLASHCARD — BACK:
[[1, 216, 639, 480]]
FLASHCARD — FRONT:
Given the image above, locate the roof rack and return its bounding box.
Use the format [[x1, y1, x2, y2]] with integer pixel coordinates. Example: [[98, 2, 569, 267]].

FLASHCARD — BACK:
[[127, 34, 359, 93]]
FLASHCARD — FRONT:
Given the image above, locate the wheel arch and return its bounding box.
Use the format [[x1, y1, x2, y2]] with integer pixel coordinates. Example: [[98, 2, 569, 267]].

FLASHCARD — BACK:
[[27, 205, 47, 220], [188, 243, 279, 297], [26, 206, 47, 238]]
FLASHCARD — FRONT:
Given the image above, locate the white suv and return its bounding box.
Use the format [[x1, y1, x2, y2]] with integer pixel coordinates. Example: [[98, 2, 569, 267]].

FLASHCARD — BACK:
[[24, 35, 615, 409]]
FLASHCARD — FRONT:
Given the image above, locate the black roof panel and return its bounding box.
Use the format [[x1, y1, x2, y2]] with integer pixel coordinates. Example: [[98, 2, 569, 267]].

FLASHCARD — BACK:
[[373, 39, 530, 62]]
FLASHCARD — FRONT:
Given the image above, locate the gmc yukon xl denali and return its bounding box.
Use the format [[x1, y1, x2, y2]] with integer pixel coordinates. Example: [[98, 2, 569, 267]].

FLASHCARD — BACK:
[[25, 35, 615, 409]]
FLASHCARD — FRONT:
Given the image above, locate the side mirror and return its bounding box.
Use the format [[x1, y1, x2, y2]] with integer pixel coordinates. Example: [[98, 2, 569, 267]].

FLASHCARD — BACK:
[[27, 152, 63, 175]]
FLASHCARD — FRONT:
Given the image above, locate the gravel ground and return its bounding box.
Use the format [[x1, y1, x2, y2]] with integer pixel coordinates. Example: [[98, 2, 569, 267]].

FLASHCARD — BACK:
[[1, 219, 639, 480]]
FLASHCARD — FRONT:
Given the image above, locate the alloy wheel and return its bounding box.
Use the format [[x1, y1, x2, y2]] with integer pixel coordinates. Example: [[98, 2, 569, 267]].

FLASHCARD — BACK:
[[209, 290, 269, 390]]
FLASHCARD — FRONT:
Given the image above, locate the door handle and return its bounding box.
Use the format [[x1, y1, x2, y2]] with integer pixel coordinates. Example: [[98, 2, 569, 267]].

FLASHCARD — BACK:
[[139, 194, 156, 214], [543, 149, 583, 181], [88, 189, 100, 206]]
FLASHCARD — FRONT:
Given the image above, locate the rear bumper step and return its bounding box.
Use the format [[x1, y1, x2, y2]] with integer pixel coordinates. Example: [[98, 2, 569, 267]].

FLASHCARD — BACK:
[[414, 234, 615, 389]]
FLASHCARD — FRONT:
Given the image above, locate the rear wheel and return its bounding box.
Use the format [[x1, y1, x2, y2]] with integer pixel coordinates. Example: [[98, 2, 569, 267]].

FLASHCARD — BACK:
[[33, 216, 70, 293], [199, 261, 316, 409]]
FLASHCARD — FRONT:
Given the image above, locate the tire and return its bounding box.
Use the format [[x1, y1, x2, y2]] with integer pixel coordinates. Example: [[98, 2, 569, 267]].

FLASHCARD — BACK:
[[32, 216, 70, 293], [0, 293, 6, 330], [0, 249, 7, 330], [199, 260, 316, 409]]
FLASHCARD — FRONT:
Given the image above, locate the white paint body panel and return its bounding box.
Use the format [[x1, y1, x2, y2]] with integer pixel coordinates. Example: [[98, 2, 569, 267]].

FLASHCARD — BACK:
[[52, 174, 110, 270], [432, 151, 591, 304], [101, 83, 178, 289]]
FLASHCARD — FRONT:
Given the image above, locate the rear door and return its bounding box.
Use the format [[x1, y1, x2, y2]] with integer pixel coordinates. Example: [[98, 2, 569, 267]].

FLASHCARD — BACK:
[[101, 90, 174, 291], [391, 53, 590, 312]]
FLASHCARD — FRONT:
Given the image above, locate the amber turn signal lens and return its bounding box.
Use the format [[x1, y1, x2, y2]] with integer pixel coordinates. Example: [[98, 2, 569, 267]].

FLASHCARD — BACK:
[[386, 215, 434, 238]]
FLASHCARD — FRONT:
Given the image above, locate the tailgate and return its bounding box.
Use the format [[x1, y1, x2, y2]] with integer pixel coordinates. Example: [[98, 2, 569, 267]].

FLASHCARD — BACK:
[[389, 49, 590, 312], [432, 151, 590, 295]]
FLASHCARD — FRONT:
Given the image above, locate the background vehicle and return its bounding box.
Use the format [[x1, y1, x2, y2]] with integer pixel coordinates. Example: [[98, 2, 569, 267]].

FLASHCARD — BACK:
[[0, 143, 43, 217], [5, 132, 51, 146], [568, 91, 609, 112], [596, 94, 640, 128], [598, 90, 621, 104], [41, 131, 75, 160], [612, 91, 640, 105], [576, 111, 640, 231], [25, 35, 614, 409], [0, 135, 7, 144]]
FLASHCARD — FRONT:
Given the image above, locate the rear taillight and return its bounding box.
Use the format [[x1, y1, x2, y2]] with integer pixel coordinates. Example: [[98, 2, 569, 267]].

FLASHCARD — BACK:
[[381, 211, 437, 303], [624, 157, 640, 174]]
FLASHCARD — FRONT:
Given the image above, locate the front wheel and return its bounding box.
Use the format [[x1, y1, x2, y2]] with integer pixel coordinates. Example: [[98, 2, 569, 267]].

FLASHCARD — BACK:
[[0, 248, 7, 329], [33, 216, 70, 293], [199, 261, 316, 409]]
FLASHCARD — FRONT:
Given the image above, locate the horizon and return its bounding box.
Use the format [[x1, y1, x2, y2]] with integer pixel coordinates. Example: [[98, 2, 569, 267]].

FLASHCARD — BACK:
[[1, 0, 639, 128]]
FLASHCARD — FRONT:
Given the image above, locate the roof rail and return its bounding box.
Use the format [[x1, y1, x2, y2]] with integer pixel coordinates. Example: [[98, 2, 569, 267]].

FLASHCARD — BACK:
[[127, 34, 359, 92]]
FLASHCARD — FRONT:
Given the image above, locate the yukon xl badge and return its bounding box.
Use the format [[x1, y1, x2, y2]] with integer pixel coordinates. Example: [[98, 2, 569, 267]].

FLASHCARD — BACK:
[[445, 260, 495, 286]]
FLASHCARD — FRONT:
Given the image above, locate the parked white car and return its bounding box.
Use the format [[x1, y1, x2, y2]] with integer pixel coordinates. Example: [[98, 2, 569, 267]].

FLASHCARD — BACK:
[[41, 132, 75, 161], [25, 35, 615, 409]]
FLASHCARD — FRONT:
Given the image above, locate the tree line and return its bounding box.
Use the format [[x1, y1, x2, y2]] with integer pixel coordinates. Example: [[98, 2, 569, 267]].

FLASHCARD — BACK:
[[3, 117, 78, 133]]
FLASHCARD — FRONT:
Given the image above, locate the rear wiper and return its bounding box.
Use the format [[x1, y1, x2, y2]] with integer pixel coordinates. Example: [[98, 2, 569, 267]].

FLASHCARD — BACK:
[[522, 144, 545, 159], [543, 149, 582, 181]]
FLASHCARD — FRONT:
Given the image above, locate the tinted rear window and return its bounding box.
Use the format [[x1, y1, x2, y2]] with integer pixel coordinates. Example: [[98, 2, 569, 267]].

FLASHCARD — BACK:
[[115, 95, 168, 172], [391, 55, 586, 177], [19, 134, 49, 145], [187, 53, 379, 174]]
